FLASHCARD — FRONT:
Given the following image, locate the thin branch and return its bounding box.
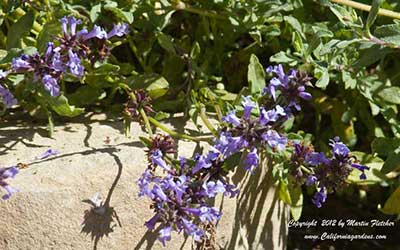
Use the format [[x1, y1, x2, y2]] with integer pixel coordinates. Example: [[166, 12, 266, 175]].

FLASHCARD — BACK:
[[331, 0, 400, 19]]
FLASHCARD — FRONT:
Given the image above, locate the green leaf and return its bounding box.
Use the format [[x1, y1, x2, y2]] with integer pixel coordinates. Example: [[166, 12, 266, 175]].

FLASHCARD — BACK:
[[190, 42, 200, 60], [127, 74, 169, 99], [278, 181, 291, 204], [48, 95, 84, 117], [7, 11, 35, 49], [104, 5, 134, 24], [284, 16, 303, 38], [381, 152, 400, 174], [315, 68, 329, 89], [374, 24, 400, 46], [354, 45, 391, 68], [36, 21, 61, 52], [365, 0, 381, 37], [156, 32, 175, 54], [90, 3, 102, 22], [154, 111, 170, 120], [92, 63, 120, 75], [382, 186, 400, 215], [378, 86, 400, 104], [247, 54, 265, 94], [288, 183, 303, 221], [372, 138, 400, 157], [68, 86, 105, 106], [0, 47, 36, 64], [270, 51, 298, 66], [222, 152, 242, 172]]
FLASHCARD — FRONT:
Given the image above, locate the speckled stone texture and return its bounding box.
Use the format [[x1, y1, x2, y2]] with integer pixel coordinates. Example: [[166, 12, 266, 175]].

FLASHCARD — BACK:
[[0, 113, 287, 250]]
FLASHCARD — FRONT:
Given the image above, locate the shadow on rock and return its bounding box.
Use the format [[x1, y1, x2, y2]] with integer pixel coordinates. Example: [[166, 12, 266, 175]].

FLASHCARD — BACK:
[[225, 159, 288, 250], [81, 151, 124, 250], [81, 206, 122, 250]]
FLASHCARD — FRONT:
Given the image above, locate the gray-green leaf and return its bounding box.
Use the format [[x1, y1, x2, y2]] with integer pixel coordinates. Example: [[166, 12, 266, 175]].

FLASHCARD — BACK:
[[247, 54, 265, 94], [7, 11, 35, 49]]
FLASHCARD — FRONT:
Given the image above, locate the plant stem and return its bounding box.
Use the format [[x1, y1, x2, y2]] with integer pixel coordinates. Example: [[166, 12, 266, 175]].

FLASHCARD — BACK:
[[127, 37, 150, 73], [139, 108, 153, 137], [148, 117, 204, 142], [199, 107, 218, 136], [123, 85, 154, 136], [46, 109, 54, 137], [331, 0, 400, 19], [301, 165, 312, 174]]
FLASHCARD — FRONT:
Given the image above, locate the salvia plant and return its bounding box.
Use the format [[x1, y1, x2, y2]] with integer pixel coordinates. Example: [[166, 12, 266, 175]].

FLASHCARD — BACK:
[[136, 63, 370, 246], [1, 0, 400, 249]]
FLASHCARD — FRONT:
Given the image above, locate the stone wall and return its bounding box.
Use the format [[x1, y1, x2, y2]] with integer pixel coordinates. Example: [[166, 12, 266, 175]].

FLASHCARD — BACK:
[[0, 114, 287, 250]]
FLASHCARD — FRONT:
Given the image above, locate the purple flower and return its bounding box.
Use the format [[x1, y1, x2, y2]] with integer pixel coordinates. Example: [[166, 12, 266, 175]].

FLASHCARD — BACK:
[[264, 65, 293, 100], [144, 213, 160, 230], [241, 96, 256, 119], [11, 55, 31, 71], [162, 175, 187, 203], [185, 206, 221, 222], [351, 163, 370, 180], [312, 187, 327, 208], [1, 185, 18, 200], [107, 23, 129, 38], [67, 50, 84, 77], [181, 218, 203, 241], [329, 137, 350, 158], [265, 77, 282, 100], [158, 226, 172, 246], [297, 85, 312, 100], [306, 175, 318, 186], [151, 149, 170, 171], [201, 180, 226, 197], [214, 132, 247, 157], [224, 183, 239, 198], [192, 154, 212, 174], [36, 149, 60, 160], [305, 152, 330, 166], [137, 170, 154, 197], [51, 50, 64, 72], [262, 130, 287, 151], [260, 105, 286, 125], [45, 42, 54, 58], [68, 16, 82, 36], [83, 25, 108, 40], [61, 17, 68, 35], [179, 156, 187, 169], [243, 148, 259, 172], [0, 166, 19, 200], [152, 185, 168, 202], [0, 84, 18, 108], [61, 16, 82, 37], [222, 110, 241, 126], [198, 206, 221, 222], [42, 75, 60, 97]]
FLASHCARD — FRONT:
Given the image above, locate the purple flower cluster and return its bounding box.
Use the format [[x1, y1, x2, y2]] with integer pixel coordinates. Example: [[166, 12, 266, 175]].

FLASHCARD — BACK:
[[264, 64, 312, 112], [138, 134, 236, 245], [291, 137, 369, 208], [138, 64, 370, 246], [10, 16, 128, 97], [0, 166, 19, 200]]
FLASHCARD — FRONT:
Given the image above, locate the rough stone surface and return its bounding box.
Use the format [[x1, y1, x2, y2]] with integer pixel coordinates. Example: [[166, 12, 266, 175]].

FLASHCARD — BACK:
[[0, 113, 287, 250]]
